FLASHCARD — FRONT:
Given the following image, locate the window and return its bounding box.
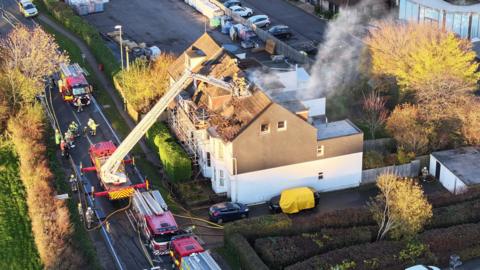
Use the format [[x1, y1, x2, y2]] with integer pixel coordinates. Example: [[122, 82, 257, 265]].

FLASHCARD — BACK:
[[277, 121, 287, 131], [317, 145, 324, 157], [218, 142, 224, 160], [260, 123, 270, 134], [219, 170, 225, 187], [318, 172, 324, 180], [219, 178, 224, 187], [206, 152, 211, 167]]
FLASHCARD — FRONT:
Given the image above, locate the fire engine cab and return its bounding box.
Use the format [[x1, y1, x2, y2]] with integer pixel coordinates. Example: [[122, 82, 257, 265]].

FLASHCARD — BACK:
[[81, 141, 146, 200], [170, 234, 221, 269], [58, 63, 92, 107], [132, 190, 179, 255]]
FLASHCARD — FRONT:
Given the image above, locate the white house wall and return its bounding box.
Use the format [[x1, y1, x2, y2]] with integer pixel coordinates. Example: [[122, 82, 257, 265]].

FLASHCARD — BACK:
[[229, 152, 363, 204], [302, 98, 326, 117], [429, 155, 467, 194]]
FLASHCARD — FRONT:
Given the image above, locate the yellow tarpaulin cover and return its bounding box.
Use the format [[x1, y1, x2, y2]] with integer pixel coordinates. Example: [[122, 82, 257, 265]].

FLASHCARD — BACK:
[[279, 187, 315, 214]]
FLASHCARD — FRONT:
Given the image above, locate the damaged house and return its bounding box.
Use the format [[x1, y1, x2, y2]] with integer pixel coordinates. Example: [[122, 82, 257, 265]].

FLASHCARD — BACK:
[[166, 33, 363, 204]]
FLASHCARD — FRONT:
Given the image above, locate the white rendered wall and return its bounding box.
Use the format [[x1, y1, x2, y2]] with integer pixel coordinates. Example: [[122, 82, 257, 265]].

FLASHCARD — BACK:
[[429, 155, 467, 194], [228, 152, 363, 204]]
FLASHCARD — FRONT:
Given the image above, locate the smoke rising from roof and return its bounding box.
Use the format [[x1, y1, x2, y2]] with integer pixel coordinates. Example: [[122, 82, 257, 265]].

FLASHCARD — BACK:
[[305, 0, 386, 99]]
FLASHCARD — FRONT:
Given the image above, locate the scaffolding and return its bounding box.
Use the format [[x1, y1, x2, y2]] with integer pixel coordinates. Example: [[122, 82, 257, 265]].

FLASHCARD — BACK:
[[168, 95, 209, 166]]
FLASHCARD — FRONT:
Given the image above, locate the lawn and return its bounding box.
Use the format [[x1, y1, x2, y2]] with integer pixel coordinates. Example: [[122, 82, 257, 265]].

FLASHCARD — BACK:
[[0, 141, 41, 269]]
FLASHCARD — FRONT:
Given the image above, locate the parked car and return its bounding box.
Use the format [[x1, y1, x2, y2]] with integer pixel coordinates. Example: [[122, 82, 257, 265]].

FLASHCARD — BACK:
[[208, 202, 249, 224], [268, 187, 320, 214], [229, 5, 253, 17], [18, 0, 38, 18], [224, 0, 241, 8], [405, 265, 440, 270], [247, 15, 271, 28], [268, 25, 293, 39]]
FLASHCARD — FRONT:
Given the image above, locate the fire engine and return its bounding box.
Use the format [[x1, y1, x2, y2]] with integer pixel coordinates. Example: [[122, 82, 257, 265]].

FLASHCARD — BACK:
[[81, 141, 146, 200], [169, 234, 221, 270], [131, 190, 179, 255], [58, 63, 92, 107]]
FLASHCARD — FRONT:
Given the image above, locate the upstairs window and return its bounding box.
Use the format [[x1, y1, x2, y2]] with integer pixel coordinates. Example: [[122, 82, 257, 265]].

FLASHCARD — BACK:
[[277, 121, 287, 131], [260, 123, 270, 134], [317, 145, 325, 157], [206, 152, 211, 167], [318, 172, 324, 180]]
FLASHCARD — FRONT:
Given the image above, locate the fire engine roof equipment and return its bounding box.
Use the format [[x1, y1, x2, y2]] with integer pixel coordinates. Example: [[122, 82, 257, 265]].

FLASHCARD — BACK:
[[181, 251, 222, 270], [171, 235, 205, 257], [279, 187, 315, 214]]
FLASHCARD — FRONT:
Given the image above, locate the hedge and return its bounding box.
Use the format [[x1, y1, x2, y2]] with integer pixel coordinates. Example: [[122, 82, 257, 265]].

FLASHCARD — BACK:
[[146, 122, 191, 182], [224, 233, 268, 270], [428, 199, 480, 229], [40, 0, 120, 78], [224, 214, 293, 240], [255, 226, 377, 269], [428, 186, 480, 208], [285, 241, 408, 270]]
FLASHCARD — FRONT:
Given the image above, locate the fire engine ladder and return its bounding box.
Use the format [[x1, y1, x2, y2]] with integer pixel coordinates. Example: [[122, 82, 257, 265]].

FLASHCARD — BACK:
[[183, 251, 222, 270], [100, 70, 234, 185], [60, 63, 88, 77], [133, 190, 167, 216]]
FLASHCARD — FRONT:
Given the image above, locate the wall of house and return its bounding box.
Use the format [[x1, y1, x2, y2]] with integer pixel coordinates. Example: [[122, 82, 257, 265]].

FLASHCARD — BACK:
[[228, 152, 363, 204], [317, 133, 363, 160], [302, 98, 326, 117], [429, 155, 468, 194], [232, 103, 318, 174]]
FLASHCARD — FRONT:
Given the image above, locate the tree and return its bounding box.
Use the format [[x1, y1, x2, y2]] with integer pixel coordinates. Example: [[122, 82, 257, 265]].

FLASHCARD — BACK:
[[116, 54, 175, 113], [369, 173, 432, 240], [362, 90, 388, 139], [456, 97, 480, 145], [0, 25, 68, 82], [0, 68, 37, 111], [386, 104, 429, 155], [365, 21, 479, 96]]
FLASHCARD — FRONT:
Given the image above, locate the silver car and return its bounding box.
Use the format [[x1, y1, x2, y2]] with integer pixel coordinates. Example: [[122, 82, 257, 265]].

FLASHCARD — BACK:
[[247, 15, 271, 28]]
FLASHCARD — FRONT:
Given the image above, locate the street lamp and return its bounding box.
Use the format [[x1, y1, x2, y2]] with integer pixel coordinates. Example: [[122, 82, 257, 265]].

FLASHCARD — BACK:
[[114, 25, 123, 70]]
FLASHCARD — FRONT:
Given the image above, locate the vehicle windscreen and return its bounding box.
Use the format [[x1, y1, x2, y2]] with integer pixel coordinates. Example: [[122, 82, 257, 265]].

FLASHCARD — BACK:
[[72, 87, 87, 96], [24, 4, 35, 9], [153, 233, 173, 243]]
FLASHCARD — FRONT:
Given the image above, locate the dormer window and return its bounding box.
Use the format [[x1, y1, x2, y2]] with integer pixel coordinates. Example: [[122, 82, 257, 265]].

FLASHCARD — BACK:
[[317, 145, 324, 157], [261, 123, 270, 134]]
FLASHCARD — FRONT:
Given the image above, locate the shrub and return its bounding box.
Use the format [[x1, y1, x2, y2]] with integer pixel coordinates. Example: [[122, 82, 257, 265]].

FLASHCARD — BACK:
[[420, 223, 480, 265], [428, 199, 480, 229], [8, 105, 87, 269], [396, 146, 415, 164], [255, 226, 377, 269], [224, 233, 268, 270], [146, 122, 191, 182], [40, 0, 120, 78], [428, 186, 480, 208], [285, 241, 407, 270], [363, 151, 384, 169], [224, 214, 292, 240]]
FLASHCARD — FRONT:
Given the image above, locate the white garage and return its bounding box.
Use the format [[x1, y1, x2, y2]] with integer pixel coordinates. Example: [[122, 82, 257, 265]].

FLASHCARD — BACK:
[[429, 147, 480, 195]]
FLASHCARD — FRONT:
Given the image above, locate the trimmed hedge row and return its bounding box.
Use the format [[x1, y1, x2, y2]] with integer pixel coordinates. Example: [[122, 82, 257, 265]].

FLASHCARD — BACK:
[[285, 240, 408, 270], [224, 233, 268, 270], [255, 226, 377, 269], [40, 0, 120, 78], [429, 199, 480, 229], [146, 122, 192, 182], [428, 186, 480, 208], [224, 213, 293, 240]]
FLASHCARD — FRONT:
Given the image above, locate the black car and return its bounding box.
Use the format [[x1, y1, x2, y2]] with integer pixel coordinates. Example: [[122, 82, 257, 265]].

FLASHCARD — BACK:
[[208, 202, 249, 224], [268, 25, 293, 40], [268, 189, 320, 213]]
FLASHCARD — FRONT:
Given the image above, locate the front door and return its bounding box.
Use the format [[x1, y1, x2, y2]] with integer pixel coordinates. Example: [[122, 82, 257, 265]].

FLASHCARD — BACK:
[[435, 161, 441, 180]]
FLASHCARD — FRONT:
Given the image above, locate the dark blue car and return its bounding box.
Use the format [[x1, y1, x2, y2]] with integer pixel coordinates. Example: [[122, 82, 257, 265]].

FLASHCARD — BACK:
[[208, 202, 249, 224]]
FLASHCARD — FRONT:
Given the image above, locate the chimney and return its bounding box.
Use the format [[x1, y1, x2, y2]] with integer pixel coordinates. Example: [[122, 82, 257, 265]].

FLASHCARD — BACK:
[[184, 47, 207, 70]]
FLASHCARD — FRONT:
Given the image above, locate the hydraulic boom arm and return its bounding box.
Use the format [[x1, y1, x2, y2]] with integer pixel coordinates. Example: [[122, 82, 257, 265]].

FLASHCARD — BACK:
[[100, 70, 233, 183]]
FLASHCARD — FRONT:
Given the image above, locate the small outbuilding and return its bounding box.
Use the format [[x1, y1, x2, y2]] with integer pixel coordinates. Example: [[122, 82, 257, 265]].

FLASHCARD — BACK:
[[429, 147, 480, 194]]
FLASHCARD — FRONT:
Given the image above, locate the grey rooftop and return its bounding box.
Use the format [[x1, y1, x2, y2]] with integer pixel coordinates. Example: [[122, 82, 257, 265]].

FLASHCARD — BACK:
[[432, 147, 480, 186], [313, 118, 362, 140]]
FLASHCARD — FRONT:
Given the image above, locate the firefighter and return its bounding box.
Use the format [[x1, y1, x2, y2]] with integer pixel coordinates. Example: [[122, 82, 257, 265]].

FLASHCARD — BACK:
[[87, 118, 99, 136], [83, 125, 88, 137], [60, 139, 66, 156], [65, 130, 75, 148], [85, 207, 94, 229], [69, 121, 79, 136], [55, 129, 61, 145], [69, 174, 78, 192], [75, 98, 84, 112]]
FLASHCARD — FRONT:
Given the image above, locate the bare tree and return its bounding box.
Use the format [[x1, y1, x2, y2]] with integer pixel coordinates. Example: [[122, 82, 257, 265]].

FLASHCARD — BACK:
[[362, 90, 388, 139], [369, 173, 432, 240], [0, 25, 68, 83]]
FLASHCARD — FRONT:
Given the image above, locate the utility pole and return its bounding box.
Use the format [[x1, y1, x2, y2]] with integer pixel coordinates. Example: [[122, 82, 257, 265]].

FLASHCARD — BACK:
[[115, 25, 124, 70], [126, 47, 130, 71]]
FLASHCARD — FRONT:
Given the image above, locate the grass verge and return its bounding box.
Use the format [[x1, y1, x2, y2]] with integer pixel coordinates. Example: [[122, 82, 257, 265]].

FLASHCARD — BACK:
[[0, 140, 42, 269]]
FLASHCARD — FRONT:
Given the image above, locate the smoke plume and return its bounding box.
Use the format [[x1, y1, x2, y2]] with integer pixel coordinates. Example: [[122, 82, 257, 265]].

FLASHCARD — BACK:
[[305, 0, 386, 99]]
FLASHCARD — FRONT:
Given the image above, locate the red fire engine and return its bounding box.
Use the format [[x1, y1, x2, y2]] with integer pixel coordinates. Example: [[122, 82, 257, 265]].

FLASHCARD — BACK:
[[170, 234, 221, 269], [131, 190, 179, 255], [58, 63, 92, 107], [81, 141, 146, 200]]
